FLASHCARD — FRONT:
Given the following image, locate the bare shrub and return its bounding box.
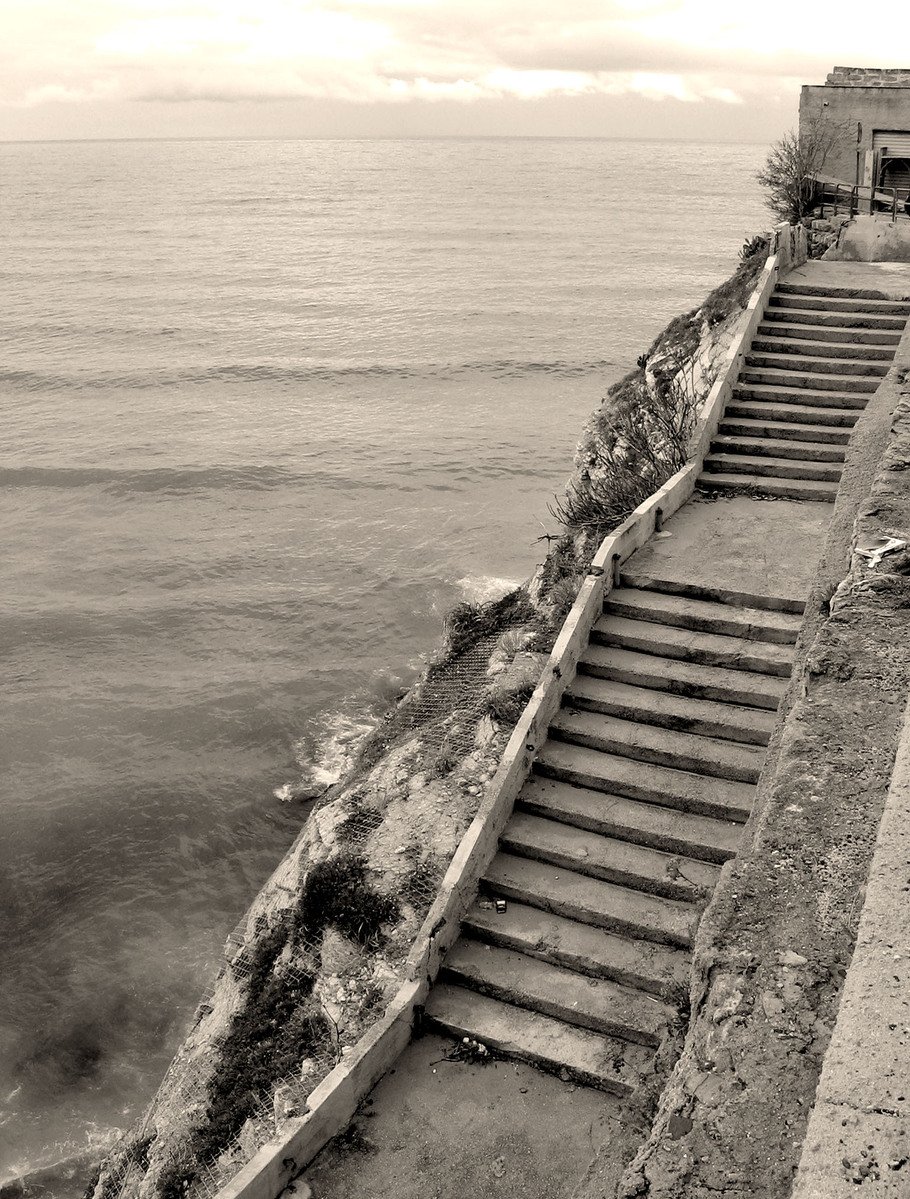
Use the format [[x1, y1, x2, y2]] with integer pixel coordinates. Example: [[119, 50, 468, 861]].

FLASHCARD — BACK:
[[552, 352, 702, 534], [757, 115, 847, 223]]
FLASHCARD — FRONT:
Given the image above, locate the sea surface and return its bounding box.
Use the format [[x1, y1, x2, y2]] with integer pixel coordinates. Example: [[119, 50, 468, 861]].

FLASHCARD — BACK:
[[0, 136, 767, 1183]]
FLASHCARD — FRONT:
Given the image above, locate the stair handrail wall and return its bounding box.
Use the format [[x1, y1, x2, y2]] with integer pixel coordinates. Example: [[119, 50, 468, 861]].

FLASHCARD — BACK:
[[211, 233, 797, 1199]]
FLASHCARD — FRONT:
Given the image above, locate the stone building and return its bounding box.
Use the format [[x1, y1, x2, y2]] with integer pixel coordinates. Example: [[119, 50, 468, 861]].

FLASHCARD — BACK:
[[800, 66, 910, 194]]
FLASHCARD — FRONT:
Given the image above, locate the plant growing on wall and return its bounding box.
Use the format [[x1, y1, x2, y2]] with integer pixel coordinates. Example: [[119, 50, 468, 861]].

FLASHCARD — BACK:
[[758, 114, 847, 223]]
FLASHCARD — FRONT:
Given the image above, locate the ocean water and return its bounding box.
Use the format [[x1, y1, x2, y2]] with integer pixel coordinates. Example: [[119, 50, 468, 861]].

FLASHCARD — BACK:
[[0, 136, 768, 1181]]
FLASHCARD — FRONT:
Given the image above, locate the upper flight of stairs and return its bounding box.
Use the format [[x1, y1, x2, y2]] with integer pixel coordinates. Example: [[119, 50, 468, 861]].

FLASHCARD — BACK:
[[425, 574, 804, 1094], [698, 280, 909, 501]]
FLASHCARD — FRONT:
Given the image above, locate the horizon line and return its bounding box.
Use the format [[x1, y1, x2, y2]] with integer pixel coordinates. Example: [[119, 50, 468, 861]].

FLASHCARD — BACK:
[[1, 132, 771, 147]]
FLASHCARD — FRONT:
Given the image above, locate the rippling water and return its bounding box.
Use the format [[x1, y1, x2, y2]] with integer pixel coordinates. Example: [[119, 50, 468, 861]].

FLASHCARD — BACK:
[[0, 136, 768, 1181]]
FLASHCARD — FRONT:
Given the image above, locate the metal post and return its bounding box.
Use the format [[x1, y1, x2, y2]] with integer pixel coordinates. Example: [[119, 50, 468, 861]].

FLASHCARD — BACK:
[[850, 185, 858, 216], [893, 188, 899, 223]]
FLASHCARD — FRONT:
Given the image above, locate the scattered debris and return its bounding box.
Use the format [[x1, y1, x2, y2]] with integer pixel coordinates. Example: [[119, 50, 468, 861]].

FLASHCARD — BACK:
[[855, 535, 907, 568]]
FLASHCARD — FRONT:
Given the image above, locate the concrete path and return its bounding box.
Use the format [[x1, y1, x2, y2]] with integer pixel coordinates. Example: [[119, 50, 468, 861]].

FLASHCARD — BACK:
[[300, 268, 910, 1199]]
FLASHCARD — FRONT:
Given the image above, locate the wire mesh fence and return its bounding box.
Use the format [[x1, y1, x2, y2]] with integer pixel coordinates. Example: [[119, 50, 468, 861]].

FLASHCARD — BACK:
[[95, 625, 524, 1199]]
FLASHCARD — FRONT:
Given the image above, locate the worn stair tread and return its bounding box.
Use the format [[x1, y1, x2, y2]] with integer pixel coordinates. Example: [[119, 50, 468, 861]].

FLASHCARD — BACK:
[[750, 336, 896, 361], [732, 383, 869, 408], [502, 809, 722, 901], [518, 775, 743, 863], [744, 353, 888, 377], [551, 707, 765, 783], [774, 282, 910, 304], [703, 452, 842, 482], [461, 898, 689, 997], [484, 851, 700, 947], [580, 642, 788, 709], [618, 571, 805, 616], [761, 306, 908, 331], [718, 417, 852, 444], [768, 293, 910, 315], [425, 983, 651, 1094], [711, 434, 846, 463], [535, 739, 755, 822], [725, 400, 858, 427], [756, 322, 902, 346], [441, 938, 676, 1046], [592, 613, 795, 677], [739, 369, 880, 394], [564, 674, 776, 745], [604, 586, 802, 643], [697, 471, 838, 501]]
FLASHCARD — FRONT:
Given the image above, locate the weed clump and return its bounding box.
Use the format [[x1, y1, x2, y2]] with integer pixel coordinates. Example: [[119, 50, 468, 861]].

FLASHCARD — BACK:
[[444, 589, 535, 658], [298, 852, 400, 946]]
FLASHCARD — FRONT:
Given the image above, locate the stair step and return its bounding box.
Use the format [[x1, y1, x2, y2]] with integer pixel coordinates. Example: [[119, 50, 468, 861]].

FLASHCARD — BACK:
[[757, 322, 902, 347], [775, 282, 910, 305], [750, 336, 895, 362], [733, 382, 868, 408], [425, 983, 652, 1094], [501, 809, 721, 901], [591, 613, 795, 677], [711, 434, 846, 463], [518, 775, 743, 863], [761, 306, 907, 331], [551, 707, 764, 783], [565, 675, 776, 746], [461, 898, 689, 999], [718, 417, 852, 444], [744, 352, 888, 378], [579, 642, 788, 709], [604, 586, 803, 643], [535, 740, 755, 822], [739, 369, 880, 394], [484, 851, 700, 947], [725, 400, 859, 427], [619, 572, 805, 615], [768, 293, 910, 316], [703, 452, 841, 482], [697, 472, 838, 502], [441, 938, 676, 1046]]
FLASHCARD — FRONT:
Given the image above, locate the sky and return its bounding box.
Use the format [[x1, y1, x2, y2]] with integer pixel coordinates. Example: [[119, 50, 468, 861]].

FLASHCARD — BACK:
[[0, 0, 904, 143]]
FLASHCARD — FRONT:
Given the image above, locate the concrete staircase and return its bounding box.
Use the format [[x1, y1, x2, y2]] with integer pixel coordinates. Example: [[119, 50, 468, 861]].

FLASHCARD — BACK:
[[699, 281, 909, 501], [425, 575, 804, 1093]]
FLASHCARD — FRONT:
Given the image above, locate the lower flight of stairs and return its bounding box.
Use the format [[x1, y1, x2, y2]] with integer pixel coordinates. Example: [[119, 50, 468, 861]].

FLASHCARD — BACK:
[[698, 280, 910, 501], [424, 573, 804, 1093]]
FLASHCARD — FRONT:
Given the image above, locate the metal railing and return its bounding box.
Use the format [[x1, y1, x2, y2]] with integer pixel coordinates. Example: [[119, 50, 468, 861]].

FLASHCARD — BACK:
[[816, 178, 910, 222]]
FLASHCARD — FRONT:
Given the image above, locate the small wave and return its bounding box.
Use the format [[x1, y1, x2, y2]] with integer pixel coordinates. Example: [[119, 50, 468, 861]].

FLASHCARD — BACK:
[[0, 356, 614, 393], [0, 464, 295, 494], [274, 708, 378, 802], [455, 574, 522, 605]]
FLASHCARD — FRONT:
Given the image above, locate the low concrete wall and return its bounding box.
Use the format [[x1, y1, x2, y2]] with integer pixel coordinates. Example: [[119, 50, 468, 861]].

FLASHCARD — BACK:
[[828, 213, 910, 261], [214, 244, 788, 1199], [789, 695, 910, 1197]]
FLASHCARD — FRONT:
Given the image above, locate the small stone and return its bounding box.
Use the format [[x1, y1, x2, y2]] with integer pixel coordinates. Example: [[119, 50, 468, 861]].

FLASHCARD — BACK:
[[778, 950, 808, 967], [491, 1156, 506, 1179]]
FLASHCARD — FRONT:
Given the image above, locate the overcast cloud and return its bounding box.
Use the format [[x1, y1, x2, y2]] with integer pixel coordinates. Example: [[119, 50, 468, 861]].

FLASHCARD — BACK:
[[0, 0, 902, 140]]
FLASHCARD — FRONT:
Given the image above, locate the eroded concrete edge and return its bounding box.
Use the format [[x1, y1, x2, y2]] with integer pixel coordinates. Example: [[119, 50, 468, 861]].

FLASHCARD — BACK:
[[609, 301, 910, 1199], [790, 693, 910, 1196]]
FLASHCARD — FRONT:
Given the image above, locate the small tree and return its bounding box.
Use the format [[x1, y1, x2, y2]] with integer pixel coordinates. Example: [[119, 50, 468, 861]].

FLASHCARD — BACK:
[[758, 115, 846, 223]]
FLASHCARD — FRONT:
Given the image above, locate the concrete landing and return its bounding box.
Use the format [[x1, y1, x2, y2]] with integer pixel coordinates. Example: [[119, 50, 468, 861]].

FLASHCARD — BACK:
[[299, 1034, 630, 1199], [624, 493, 831, 605], [788, 259, 910, 298]]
